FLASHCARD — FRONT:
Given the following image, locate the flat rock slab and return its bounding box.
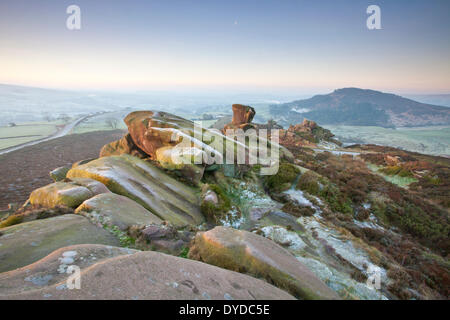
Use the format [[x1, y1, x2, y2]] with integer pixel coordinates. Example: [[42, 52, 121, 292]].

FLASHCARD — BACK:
[[67, 154, 203, 227], [29, 178, 110, 208], [189, 226, 339, 300], [75, 193, 163, 230], [0, 248, 295, 300], [0, 215, 120, 273], [0, 244, 137, 296]]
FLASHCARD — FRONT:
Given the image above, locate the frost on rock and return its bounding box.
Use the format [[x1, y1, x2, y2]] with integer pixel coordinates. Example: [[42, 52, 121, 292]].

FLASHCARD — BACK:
[[237, 182, 275, 207], [296, 255, 388, 300], [62, 251, 78, 258], [261, 226, 307, 251], [317, 140, 339, 150], [222, 180, 280, 229], [256, 192, 390, 299], [283, 188, 323, 216], [284, 189, 313, 207], [220, 206, 245, 229], [297, 215, 388, 286], [353, 214, 386, 231]]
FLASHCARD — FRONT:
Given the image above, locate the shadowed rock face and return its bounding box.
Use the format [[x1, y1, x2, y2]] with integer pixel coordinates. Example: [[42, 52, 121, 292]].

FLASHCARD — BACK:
[[189, 226, 339, 300], [67, 154, 203, 227], [0, 245, 295, 300], [130, 223, 193, 255], [232, 104, 256, 125], [0, 215, 120, 273], [99, 133, 148, 159], [223, 104, 256, 131]]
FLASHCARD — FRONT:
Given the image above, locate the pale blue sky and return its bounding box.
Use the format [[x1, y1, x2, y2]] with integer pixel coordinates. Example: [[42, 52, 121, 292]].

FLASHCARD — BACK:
[[0, 0, 449, 93]]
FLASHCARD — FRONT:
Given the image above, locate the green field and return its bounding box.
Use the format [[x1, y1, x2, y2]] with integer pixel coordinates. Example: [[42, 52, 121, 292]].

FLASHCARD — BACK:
[[0, 121, 63, 150], [323, 125, 450, 156], [72, 111, 128, 134], [366, 163, 418, 188]]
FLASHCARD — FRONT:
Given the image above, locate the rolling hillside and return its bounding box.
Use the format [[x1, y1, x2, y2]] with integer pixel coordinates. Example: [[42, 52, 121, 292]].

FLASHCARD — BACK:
[[270, 88, 450, 128]]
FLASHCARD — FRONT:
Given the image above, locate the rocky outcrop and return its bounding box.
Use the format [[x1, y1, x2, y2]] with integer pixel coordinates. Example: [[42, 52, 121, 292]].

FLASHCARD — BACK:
[[124, 110, 195, 159], [385, 155, 401, 166], [99, 133, 148, 159], [0, 215, 120, 273], [154, 146, 206, 185], [279, 118, 339, 148], [49, 166, 70, 182], [189, 226, 339, 300], [223, 104, 256, 132], [120, 110, 226, 183], [75, 193, 163, 231], [97, 108, 287, 181], [0, 245, 295, 300], [67, 154, 203, 227], [299, 118, 317, 130], [29, 178, 110, 208]]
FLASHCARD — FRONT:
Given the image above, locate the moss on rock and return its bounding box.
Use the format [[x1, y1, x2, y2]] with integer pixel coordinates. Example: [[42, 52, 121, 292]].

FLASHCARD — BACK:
[[67, 154, 203, 227], [264, 162, 300, 193], [189, 226, 339, 300], [200, 184, 233, 225], [29, 178, 110, 209]]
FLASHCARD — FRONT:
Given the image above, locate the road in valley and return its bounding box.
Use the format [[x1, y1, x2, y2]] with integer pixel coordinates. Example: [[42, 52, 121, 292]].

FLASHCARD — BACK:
[[0, 113, 106, 156]]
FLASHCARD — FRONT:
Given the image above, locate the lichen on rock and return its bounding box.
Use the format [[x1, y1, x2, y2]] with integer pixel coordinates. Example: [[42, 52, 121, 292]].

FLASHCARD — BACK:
[[67, 154, 203, 227], [29, 178, 110, 208]]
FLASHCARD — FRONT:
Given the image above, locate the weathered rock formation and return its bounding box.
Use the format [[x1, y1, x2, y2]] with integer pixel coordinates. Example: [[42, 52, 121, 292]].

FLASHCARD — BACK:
[[29, 178, 110, 208], [189, 226, 339, 300], [0, 215, 120, 273], [124, 111, 196, 159], [279, 118, 339, 148], [0, 245, 295, 300], [75, 193, 163, 231], [67, 154, 203, 227], [99, 133, 148, 159], [0, 244, 136, 296], [1, 107, 447, 301], [223, 104, 256, 132], [102, 110, 224, 184]]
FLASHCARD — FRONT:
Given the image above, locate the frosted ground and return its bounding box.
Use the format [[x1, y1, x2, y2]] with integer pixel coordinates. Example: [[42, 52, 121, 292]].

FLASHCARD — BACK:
[[324, 125, 450, 156]]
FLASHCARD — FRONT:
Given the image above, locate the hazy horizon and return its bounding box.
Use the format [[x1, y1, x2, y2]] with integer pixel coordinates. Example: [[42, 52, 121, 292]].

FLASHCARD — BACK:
[[1, 82, 449, 100], [1, 0, 449, 94]]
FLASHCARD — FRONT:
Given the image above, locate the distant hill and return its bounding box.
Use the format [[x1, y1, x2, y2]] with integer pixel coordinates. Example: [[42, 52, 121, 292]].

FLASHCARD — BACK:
[[270, 88, 450, 128], [404, 94, 450, 107]]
